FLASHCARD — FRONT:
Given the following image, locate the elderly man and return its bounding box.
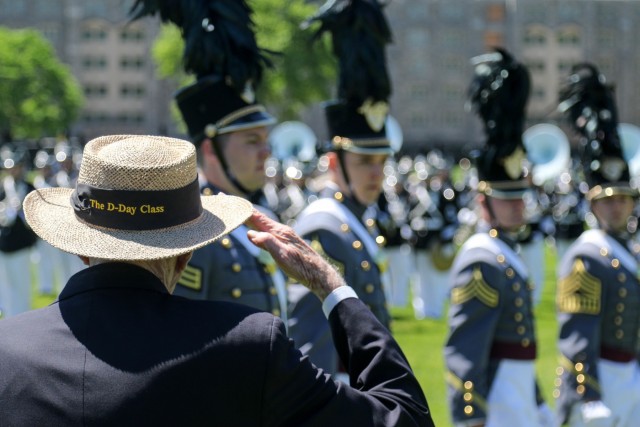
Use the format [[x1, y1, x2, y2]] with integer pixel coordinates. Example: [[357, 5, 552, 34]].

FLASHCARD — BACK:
[[0, 135, 433, 426]]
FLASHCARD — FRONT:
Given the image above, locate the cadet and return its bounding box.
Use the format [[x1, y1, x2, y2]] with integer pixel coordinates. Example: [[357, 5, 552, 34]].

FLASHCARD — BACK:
[[288, 0, 394, 376], [444, 48, 553, 427], [0, 146, 37, 317], [130, 0, 287, 319], [555, 63, 640, 427]]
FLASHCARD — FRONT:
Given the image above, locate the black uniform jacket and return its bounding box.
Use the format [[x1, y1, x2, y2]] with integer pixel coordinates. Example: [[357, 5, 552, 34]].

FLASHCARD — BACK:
[[0, 263, 433, 427]]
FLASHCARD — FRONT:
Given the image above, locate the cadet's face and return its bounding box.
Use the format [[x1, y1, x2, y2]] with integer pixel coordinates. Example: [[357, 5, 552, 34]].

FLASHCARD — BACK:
[[591, 195, 635, 233], [485, 196, 526, 231], [341, 152, 388, 206], [223, 127, 271, 192]]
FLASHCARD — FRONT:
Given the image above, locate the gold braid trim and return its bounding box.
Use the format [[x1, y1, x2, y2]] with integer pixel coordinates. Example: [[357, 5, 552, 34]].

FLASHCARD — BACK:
[[451, 266, 499, 307], [558, 354, 601, 393], [557, 258, 601, 314], [445, 371, 488, 412], [218, 105, 266, 128], [177, 264, 202, 291]]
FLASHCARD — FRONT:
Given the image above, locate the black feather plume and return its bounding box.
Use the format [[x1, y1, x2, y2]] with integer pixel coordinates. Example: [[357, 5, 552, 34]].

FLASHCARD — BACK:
[[468, 47, 530, 159], [303, 0, 392, 107], [129, 0, 271, 89], [558, 63, 621, 158]]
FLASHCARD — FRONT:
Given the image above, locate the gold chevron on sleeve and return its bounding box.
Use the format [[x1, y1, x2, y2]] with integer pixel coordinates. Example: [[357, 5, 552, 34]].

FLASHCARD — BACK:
[[557, 258, 601, 314], [311, 238, 345, 276], [451, 266, 499, 307], [177, 264, 203, 291]]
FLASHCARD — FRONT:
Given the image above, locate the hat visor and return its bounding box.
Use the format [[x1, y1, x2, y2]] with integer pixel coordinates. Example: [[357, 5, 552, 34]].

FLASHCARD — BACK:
[[24, 187, 253, 261], [587, 184, 638, 201], [343, 145, 394, 155]]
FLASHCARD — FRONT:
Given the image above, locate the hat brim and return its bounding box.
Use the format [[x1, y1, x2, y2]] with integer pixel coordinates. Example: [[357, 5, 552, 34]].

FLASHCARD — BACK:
[[24, 187, 253, 261]]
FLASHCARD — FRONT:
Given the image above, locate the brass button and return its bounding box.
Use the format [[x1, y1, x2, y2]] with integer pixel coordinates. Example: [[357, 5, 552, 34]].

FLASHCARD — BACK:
[[554, 378, 562, 387], [506, 268, 515, 278], [512, 282, 521, 291], [489, 229, 498, 238], [352, 240, 363, 250], [556, 367, 564, 375], [365, 283, 375, 293], [269, 287, 277, 295], [619, 288, 628, 297], [600, 247, 608, 257], [464, 381, 473, 390], [365, 218, 375, 228], [272, 309, 281, 316], [616, 303, 625, 313], [614, 316, 623, 326], [575, 362, 584, 372], [618, 273, 627, 282], [361, 260, 371, 271], [515, 297, 523, 307], [221, 237, 232, 249], [232, 263, 242, 273], [334, 192, 343, 201], [517, 325, 526, 335], [514, 312, 523, 322], [340, 223, 349, 233], [577, 385, 585, 395], [463, 392, 473, 402], [553, 389, 560, 399], [611, 259, 620, 269], [231, 288, 242, 298], [497, 254, 506, 264], [464, 405, 474, 415], [202, 187, 213, 196], [616, 330, 624, 339], [522, 338, 530, 347], [376, 235, 386, 246], [577, 374, 585, 384]]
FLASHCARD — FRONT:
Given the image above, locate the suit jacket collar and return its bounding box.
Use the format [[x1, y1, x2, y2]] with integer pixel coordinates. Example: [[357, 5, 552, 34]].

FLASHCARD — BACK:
[[58, 262, 170, 301]]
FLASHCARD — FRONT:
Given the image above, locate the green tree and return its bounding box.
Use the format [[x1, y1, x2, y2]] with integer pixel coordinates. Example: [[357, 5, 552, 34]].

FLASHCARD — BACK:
[[151, 0, 335, 123], [0, 27, 83, 141]]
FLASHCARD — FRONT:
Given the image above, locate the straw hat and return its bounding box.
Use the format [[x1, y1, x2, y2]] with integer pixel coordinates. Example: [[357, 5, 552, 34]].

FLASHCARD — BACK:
[[24, 135, 253, 260]]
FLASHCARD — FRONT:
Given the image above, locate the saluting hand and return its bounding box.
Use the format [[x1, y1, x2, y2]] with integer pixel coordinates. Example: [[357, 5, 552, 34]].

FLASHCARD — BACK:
[[245, 209, 345, 300]]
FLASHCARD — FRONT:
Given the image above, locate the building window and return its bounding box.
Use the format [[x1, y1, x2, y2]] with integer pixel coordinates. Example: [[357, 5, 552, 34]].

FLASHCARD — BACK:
[[81, 57, 108, 70], [486, 4, 505, 22], [120, 57, 146, 70], [120, 84, 146, 98], [597, 29, 616, 48], [484, 31, 503, 48], [523, 27, 546, 46], [558, 60, 578, 75], [81, 27, 108, 41], [532, 86, 546, 100], [557, 28, 580, 46], [84, 84, 108, 98], [524, 60, 545, 73], [120, 28, 145, 42]]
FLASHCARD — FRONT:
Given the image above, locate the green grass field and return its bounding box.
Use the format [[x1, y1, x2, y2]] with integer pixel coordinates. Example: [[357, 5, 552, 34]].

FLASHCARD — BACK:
[[391, 243, 560, 426], [31, 244, 560, 426]]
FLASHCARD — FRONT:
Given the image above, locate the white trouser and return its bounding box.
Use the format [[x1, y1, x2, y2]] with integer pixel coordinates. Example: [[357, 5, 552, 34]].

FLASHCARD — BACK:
[[411, 249, 450, 319], [568, 359, 640, 427], [0, 248, 33, 317], [385, 244, 413, 308], [486, 359, 539, 427], [34, 239, 63, 294]]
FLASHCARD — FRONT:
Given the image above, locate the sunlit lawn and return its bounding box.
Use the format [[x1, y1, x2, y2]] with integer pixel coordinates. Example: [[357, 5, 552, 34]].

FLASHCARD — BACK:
[[31, 244, 560, 427]]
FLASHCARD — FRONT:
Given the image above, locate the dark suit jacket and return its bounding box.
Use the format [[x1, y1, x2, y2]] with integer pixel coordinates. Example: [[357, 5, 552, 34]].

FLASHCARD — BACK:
[[0, 263, 433, 427]]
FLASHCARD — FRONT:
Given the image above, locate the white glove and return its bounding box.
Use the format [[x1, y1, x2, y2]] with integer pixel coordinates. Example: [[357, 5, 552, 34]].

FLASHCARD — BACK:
[[580, 401, 615, 427], [537, 402, 557, 427]]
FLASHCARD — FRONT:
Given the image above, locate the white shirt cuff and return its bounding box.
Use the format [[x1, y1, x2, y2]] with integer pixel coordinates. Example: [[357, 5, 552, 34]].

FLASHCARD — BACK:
[[322, 286, 358, 318]]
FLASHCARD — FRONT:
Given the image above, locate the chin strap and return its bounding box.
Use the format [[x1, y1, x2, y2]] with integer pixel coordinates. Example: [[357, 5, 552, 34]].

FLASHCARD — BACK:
[[210, 137, 257, 199]]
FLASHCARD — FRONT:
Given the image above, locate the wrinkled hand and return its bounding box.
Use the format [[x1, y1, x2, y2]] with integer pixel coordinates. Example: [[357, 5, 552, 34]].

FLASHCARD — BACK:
[[245, 209, 345, 300]]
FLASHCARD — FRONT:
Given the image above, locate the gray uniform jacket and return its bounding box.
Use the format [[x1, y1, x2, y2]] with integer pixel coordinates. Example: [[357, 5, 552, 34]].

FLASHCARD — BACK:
[[289, 187, 391, 375], [556, 229, 640, 424], [173, 183, 285, 318], [444, 229, 538, 424]]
